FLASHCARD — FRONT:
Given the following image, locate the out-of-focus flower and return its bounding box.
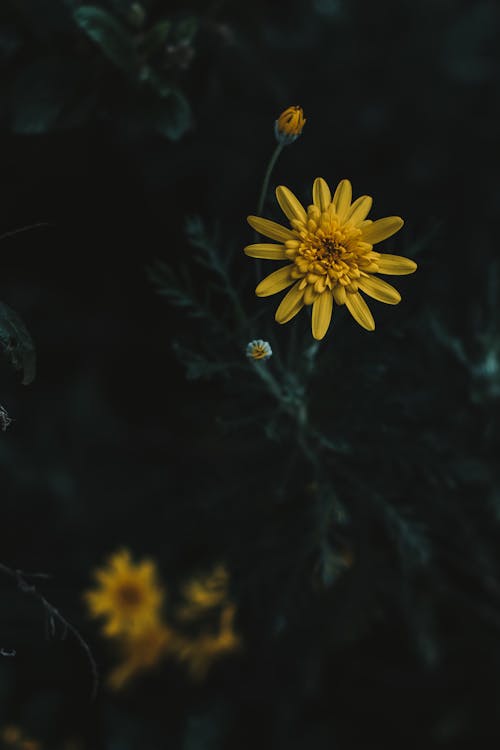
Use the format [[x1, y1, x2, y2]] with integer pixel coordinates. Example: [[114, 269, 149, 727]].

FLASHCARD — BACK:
[[245, 178, 417, 340], [84, 549, 164, 637], [275, 106, 306, 145], [245, 339, 273, 361], [175, 603, 242, 681], [85, 556, 241, 687], [1, 726, 42, 750], [108, 622, 175, 690], [176, 564, 229, 622]]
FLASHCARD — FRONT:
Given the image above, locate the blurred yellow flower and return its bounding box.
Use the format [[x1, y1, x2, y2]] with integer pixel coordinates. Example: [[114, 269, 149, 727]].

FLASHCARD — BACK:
[[175, 603, 242, 681], [176, 564, 229, 622], [245, 178, 417, 340], [108, 622, 175, 690], [84, 549, 164, 637], [84, 556, 241, 688], [275, 105, 306, 144], [0, 726, 41, 750]]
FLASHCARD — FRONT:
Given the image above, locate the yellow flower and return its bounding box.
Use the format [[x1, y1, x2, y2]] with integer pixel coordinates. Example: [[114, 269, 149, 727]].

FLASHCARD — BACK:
[[245, 178, 417, 340], [84, 549, 165, 637], [108, 622, 175, 690], [275, 105, 306, 144], [0, 726, 41, 750], [1, 727, 22, 745], [176, 564, 229, 622], [174, 604, 242, 681]]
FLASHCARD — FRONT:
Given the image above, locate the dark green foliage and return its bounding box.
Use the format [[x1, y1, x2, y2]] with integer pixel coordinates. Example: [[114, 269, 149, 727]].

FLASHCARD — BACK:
[[0, 301, 36, 384], [2, 0, 500, 747], [73, 5, 139, 73], [1, 0, 195, 140], [9, 56, 87, 134], [149, 88, 191, 140]]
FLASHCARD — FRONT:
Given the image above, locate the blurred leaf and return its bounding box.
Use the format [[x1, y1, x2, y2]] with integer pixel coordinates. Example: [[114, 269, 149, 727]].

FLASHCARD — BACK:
[[140, 19, 172, 57], [74, 5, 138, 72], [108, 0, 145, 27], [9, 56, 88, 134], [9, 57, 66, 134], [172, 341, 231, 382], [173, 16, 198, 44], [0, 302, 36, 385], [152, 89, 192, 140], [139, 66, 172, 98]]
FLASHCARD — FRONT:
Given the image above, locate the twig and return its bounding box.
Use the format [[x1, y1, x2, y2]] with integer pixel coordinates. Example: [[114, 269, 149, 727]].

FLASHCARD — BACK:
[[0, 222, 53, 242], [0, 562, 99, 700]]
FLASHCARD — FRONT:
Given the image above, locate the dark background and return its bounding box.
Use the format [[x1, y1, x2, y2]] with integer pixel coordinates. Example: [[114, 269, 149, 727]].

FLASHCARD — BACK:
[[1, 0, 500, 747]]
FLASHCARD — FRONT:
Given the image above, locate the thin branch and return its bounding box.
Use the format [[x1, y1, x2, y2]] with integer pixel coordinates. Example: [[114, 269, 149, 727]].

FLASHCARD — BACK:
[[0, 562, 99, 701], [0, 222, 53, 242]]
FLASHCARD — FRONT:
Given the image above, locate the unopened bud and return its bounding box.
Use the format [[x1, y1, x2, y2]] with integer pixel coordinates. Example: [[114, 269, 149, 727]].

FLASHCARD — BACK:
[[246, 339, 273, 361], [274, 105, 306, 145]]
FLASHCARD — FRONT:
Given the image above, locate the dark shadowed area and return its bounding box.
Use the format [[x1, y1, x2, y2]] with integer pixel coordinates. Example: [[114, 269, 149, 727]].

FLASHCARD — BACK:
[[1, 0, 499, 748]]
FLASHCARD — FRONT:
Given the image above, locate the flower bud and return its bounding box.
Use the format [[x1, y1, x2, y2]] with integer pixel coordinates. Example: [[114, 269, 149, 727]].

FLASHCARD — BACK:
[[274, 105, 306, 145], [246, 339, 273, 361]]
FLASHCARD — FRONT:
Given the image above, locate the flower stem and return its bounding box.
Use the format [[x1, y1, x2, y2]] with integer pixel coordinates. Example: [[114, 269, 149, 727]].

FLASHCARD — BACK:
[[254, 142, 285, 279], [256, 143, 285, 219]]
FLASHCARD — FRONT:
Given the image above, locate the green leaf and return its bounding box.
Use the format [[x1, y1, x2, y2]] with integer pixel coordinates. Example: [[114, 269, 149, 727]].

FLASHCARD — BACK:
[[140, 19, 172, 58], [140, 67, 173, 98], [74, 5, 138, 72], [173, 16, 198, 44], [152, 89, 192, 140], [0, 302, 36, 385]]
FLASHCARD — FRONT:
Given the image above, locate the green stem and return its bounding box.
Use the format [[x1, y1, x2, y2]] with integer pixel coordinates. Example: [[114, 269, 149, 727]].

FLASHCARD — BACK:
[[254, 142, 285, 280], [250, 360, 343, 581], [256, 142, 285, 219]]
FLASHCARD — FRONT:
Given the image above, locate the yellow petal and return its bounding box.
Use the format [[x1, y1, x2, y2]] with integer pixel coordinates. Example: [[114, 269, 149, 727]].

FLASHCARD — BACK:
[[312, 178, 332, 212], [361, 217, 404, 244], [244, 243, 287, 259], [346, 195, 373, 225], [332, 285, 346, 305], [377, 253, 417, 275], [303, 284, 319, 306], [345, 292, 375, 331], [358, 275, 401, 305], [255, 265, 295, 297], [275, 186, 307, 224], [332, 179, 352, 219], [312, 292, 333, 340], [275, 282, 305, 324], [247, 215, 296, 242]]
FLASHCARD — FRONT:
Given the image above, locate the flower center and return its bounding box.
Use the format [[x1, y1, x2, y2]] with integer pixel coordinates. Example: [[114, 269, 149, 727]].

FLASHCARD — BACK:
[[286, 210, 376, 297], [117, 583, 143, 607], [317, 238, 344, 263]]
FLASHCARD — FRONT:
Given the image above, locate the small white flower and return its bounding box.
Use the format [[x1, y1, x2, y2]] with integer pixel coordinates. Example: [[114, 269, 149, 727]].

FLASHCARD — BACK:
[[246, 339, 272, 361]]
